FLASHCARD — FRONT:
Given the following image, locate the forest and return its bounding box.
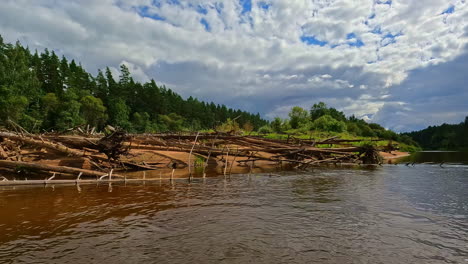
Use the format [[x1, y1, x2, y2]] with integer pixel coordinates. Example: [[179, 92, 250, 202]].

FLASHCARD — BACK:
[[0, 35, 267, 133], [403, 117, 468, 150]]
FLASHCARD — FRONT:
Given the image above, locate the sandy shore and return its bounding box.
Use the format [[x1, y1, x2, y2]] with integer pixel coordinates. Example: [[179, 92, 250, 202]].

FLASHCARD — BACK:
[[379, 151, 410, 161]]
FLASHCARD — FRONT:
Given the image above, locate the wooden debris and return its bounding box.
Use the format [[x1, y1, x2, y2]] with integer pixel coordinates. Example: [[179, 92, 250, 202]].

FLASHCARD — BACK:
[[0, 160, 121, 178], [0, 130, 385, 184], [96, 130, 130, 161]]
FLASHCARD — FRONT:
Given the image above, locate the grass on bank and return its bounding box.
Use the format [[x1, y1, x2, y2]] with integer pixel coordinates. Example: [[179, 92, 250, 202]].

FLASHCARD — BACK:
[[246, 130, 421, 153]]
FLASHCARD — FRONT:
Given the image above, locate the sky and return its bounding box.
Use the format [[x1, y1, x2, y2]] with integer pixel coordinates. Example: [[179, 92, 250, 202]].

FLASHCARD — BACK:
[[0, 0, 467, 132]]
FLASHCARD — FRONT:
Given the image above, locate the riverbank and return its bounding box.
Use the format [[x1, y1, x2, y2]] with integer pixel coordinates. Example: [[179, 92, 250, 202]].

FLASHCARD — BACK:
[[0, 131, 386, 185]]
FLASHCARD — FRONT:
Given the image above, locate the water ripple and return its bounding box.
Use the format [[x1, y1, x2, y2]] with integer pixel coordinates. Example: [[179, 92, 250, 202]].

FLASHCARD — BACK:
[[1, 168, 467, 263]]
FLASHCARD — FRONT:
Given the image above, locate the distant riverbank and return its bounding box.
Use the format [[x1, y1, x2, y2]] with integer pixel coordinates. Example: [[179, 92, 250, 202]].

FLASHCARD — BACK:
[[396, 151, 468, 165]]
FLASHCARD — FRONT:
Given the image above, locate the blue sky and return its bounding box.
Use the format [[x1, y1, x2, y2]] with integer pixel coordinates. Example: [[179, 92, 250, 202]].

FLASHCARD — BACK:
[[0, 0, 467, 132]]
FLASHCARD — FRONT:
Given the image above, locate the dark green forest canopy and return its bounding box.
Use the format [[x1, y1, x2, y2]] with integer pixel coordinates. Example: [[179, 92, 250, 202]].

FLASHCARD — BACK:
[[0, 36, 267, 132], [403, 117, 468, 150]]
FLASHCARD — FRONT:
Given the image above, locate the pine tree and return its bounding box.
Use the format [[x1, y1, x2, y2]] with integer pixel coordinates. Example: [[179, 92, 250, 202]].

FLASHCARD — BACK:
[[0, 37, 269, 132], [94, 69, 109, 101]]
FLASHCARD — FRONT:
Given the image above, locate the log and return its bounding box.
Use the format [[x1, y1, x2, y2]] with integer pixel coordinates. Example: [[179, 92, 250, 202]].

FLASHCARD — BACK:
[[0, 132, 85, 157], [130, 145, 226, 156], [43, 135, 99, 149], [0, 160, 122, 178], [131, 134, 242, 141], [240, 137, 291, 148], [0, 132, 155, 171], [0, 145, 9, 159]]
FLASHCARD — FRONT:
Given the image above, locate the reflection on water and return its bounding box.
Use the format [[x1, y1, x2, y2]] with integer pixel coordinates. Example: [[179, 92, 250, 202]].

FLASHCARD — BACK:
[[398, 151, 468, 165], [1, 164, 468, 264]]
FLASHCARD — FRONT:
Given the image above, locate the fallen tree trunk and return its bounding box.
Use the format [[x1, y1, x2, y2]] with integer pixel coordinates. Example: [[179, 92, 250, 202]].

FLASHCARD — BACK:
[[240, 137, 292, 148], [42, 135, 99, 149], [0, 145, 9, 159], [0, 132, 87, 157], [132, 134, 242, 141], [0, 132, 155, 170], [0, 160, 121, 178]]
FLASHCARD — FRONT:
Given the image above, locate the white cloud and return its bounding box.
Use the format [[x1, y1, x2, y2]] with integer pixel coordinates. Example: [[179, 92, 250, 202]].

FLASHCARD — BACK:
[[0, 0, 467, 131]]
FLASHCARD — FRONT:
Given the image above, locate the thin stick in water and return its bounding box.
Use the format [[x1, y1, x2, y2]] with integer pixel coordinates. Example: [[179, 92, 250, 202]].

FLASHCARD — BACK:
[[228, 147, 240, 176], [188, 132, 200, 180], [203, 134, 218, 178], [223, 147, 230, 176]]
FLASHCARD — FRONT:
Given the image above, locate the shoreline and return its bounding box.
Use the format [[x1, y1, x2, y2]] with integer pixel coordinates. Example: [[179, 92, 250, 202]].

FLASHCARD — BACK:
[[379, 151, 411, 162], [0, 132, 385, 183]]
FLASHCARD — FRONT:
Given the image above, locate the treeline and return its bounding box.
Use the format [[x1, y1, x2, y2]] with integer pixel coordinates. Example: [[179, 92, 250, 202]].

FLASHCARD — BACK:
[[262, 102, 419, 146], [403, 117, 468, 150], [0, 36, 267, 133]]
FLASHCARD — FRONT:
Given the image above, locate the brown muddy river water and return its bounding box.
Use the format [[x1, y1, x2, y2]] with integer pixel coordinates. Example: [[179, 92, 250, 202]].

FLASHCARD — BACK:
[[1, 160, 468, 263]]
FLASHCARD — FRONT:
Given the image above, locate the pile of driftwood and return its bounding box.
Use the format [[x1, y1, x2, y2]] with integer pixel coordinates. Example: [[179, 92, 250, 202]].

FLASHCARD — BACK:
[[0, 130, 383, 183]]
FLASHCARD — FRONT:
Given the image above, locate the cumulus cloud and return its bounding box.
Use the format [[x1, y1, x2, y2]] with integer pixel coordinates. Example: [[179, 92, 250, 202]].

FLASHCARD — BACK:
[[373, 51, 468, 132], [0, 0, 467, 131]]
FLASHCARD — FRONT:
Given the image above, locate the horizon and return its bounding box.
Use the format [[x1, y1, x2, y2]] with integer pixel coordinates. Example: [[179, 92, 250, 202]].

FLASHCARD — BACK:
[[1, 0, 467, 132]]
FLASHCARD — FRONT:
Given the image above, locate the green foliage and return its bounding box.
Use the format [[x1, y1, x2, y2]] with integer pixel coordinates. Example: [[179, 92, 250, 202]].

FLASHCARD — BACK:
[[242, 121, 254, 134], [108, 98, 131, 130], [312, 115, 347, 132], [271, 117, 282, 133], [0, 92, 28, 122], [346, 122, 361, 135], [404, 117, 468, 150], [258, 125, 273, 134], [80, 96, 107, 129], [55, 99, 84, 130], [132, 112, 153, 133], [359, 124, 376, 137], [288, 106, 309, 129], [310, 102, 328, 121], [357, 141, 378, 149], [310, 102, 346, 122], [19, 114, 42, 133], [0, 41, 41, 124], [398, 143, 422, 153], [271, 117, 290, 133], [216, 118, 240, 133], [40, 93, 59, 129], [280, 103, 420, 150], [159, 113, 184, 132], [42, 93, 59, 111], [0, 36, 269, 132]]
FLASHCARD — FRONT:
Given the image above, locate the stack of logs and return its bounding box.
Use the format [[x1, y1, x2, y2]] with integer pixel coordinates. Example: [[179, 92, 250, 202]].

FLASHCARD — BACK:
[[0, 131, 383, 180]]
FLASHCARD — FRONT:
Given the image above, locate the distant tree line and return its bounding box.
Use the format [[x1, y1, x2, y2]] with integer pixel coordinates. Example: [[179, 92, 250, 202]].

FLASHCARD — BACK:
[[0, 35, 267, 133], [259, 102, 419, 146], [403, 117, 468, 150]]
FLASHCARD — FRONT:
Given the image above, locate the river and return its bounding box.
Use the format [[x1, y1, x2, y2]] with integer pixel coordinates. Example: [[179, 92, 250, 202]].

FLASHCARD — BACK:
[[0, 152, 467, 263]]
